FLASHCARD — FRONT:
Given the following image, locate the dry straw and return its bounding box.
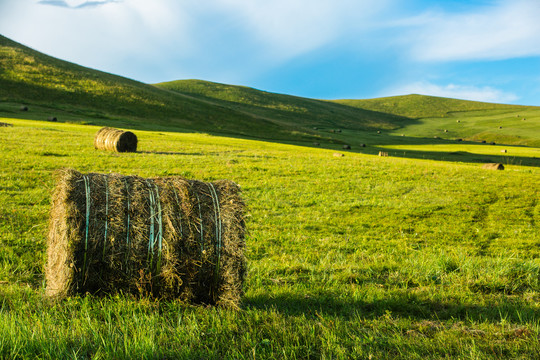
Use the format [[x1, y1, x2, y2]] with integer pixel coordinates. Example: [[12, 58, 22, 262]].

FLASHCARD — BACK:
[[94, 127, 138, 152], [482, 163, 504, 170], [46, 169, 246, 307]]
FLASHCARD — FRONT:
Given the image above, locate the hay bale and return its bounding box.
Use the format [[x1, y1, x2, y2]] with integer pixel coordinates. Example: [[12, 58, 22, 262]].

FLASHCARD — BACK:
[[501, 149, 507, 153], [46, 169, 246, 307], [360, 144, 366, 147], [482, 163, 504, 170], [94, 127, 138, 153], [313, 142, 320, 146], [0, 122, 13, 127], [333, 153, 344, 157], [342, 144, 351, 150], [48, 117, 57, 122], [20, 105, 28, 111]]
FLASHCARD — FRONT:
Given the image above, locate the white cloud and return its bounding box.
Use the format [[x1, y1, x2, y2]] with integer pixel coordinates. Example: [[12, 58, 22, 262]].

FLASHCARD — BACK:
[[384, 81, 519, 103], [208, 0, 393, 60], [403, 0, 540, 61]]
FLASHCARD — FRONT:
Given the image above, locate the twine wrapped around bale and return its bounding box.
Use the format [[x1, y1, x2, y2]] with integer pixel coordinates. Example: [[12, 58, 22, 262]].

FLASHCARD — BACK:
[[46, 169, 246, 307], [94, 127, 138, 153]]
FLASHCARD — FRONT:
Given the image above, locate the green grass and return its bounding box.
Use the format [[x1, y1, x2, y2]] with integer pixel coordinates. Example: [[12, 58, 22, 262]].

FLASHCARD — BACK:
[[1, 117, 539, 359]]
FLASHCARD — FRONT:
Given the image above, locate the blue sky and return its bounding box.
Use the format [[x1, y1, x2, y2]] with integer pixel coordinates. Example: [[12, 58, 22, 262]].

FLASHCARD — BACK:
[[1, 0, 539, 105]]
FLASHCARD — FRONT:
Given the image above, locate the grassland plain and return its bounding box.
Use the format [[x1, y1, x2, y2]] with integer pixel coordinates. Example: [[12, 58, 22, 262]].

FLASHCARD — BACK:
[[0, 118, 539, 359]]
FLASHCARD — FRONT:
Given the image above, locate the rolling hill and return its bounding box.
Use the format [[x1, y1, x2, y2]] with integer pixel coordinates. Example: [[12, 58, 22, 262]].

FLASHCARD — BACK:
[[1, 33, 539, 149]]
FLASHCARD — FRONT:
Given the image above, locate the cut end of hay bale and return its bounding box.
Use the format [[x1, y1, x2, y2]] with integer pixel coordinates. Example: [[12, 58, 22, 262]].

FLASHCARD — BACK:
[[94, 127, 138, 153], [46, 169, 246, 307], [482, 163, 504, 170]]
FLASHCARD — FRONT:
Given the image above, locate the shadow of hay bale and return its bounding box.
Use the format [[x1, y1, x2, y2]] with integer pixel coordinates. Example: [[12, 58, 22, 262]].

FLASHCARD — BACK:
[[46, 169, 246, 308], [94, 127, 138, 153]]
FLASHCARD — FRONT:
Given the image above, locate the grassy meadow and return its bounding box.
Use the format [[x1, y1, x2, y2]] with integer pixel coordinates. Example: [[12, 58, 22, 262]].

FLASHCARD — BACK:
[[1, 117, 539, 359]]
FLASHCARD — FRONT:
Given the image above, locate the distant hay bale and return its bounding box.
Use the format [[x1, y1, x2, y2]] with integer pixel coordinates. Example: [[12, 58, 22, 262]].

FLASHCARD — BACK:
[[313, 142, 320, 146], [490, 142, 496, 145], [378, 151, 388, 157], [46, 169, 246, 307], [444, 129, 448, 133], [498, 126, 502, 129], [342, 144, 351, 150], [456, 120, 460, 123], [501, 149, 507, 153], [48, 117, 57, 122], [0, 122, 13, 127], [333, 153, 344, 157], [94, 127, 138, 153], [360, 144, 366, 147], [481, 140, 486, 143], [20, 105, 28, 111], [482, 163, 504, 170], [377, 130, 381, 134]]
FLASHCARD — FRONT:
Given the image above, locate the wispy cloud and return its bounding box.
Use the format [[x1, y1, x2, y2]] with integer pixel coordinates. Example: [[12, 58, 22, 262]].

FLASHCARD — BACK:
[[402, 0, 540, 61], [384, 81, 518, 103], [38, 0, 121, 9]]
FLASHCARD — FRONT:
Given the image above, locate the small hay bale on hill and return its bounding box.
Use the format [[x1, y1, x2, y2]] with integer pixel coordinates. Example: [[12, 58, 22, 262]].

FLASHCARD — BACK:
[[482, 163, 504, 170], [46, 169, 246, 307], [343, 144, 351, 150], [333, 153, 344, 157], [20, 105, 28, 111], [0, 122, 13, 127], [48, 117, 57, 122], [94, 127, 138, 153]]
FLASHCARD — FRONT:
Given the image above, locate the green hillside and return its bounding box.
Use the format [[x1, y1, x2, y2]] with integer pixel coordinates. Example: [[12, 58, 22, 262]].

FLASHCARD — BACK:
[[335, 94, 523, 119], [0, 35, 314, 141], [156, 79, 409, 131], [1, 33, 539, 152], [0, 34, 404, 144]]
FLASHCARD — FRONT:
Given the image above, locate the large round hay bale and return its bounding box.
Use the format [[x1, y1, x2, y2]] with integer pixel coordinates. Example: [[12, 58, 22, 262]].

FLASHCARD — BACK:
[[94, 127, 138, 153], [46, 169, 246, 307], [482, 163, 504, 170]]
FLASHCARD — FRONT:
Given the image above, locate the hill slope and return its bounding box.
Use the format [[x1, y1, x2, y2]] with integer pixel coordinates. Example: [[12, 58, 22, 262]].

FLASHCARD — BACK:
[[0, 35, 405, 143], [334, 94, 524, 119], [1, 34, 539, 148]]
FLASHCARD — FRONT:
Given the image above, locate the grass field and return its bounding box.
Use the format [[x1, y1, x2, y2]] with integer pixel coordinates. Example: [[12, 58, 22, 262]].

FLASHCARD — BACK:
[[1, 117, 539, 359]]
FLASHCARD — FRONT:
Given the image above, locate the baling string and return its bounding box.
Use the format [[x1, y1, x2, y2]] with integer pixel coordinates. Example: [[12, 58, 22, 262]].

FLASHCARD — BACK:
[[146, 180, 156, 267], [103, 176, 109, 259], [82, 175, 91, 282], [123, 178, 131, 271], [207, 183, 222, 292], [146, 180, 163, 274], [154, 183, 163, 273]]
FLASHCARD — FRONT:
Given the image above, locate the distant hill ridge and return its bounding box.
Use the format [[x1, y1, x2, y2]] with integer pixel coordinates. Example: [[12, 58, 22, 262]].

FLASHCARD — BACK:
[[1, 34, 538, 146]]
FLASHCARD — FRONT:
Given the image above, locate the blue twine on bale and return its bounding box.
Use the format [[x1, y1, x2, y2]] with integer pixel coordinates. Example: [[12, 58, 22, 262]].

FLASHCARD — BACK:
[[82, 175, 91, 281]]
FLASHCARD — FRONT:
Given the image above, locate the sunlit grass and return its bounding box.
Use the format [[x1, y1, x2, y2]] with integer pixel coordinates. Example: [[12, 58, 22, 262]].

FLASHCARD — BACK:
[[0, 117, 539, 358]]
